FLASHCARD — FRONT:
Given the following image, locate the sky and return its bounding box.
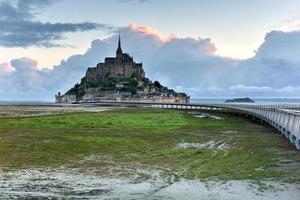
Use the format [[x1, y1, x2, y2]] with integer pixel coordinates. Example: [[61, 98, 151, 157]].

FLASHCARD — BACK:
[[0, 0, 300, 100]]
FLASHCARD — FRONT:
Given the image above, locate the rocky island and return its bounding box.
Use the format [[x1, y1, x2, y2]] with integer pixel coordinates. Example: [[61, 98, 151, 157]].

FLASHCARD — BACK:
[[225, 97, 255, 103], [55, 36, 189, 104]]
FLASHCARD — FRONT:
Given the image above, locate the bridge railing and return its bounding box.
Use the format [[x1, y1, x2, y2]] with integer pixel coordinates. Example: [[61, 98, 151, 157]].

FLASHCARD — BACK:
[[216, 103, 300, 150]]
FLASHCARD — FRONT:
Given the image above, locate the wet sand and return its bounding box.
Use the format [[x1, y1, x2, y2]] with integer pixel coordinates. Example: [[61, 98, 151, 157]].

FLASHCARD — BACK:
[[0, 104, 118, 118], [0, 169, 299, 199]]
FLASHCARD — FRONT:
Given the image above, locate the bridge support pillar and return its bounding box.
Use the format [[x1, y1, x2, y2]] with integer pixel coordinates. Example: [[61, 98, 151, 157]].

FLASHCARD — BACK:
[[295, 138, 300, 150], [284, 130, 290, 138], [289, 133, 296, 144]]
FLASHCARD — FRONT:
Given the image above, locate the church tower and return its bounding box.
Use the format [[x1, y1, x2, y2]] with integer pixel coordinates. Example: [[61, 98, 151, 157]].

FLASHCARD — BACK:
[[116, 35, 123, 59]]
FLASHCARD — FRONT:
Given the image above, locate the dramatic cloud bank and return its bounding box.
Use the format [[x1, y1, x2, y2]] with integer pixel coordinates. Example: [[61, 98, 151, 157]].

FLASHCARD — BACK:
[[1, 24, 300, 100], [0, 0, 113, 47]]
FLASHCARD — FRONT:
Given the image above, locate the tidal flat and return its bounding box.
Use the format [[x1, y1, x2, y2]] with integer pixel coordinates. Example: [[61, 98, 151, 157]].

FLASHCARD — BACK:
[[0, 106, 299, 199]]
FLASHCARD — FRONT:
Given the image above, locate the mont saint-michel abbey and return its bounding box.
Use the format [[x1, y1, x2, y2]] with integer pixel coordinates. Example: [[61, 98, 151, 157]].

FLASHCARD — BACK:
[[86, 36, 145, 82], [55, 36, 189, 104]]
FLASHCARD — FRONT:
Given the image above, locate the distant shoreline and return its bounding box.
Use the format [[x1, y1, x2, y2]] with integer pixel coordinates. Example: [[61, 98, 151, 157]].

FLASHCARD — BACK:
[[1, 98, 300, 106]]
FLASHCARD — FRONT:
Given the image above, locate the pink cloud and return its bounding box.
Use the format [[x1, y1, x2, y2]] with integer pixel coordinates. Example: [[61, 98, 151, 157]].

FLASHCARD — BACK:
[[0, 63, 15, 73], [129, 23, 177, 43], [128, 23, 216, 55]]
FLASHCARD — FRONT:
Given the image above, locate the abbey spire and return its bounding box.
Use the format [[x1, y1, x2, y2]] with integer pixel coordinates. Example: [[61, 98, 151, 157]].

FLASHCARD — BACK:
[[116, 34, 123, 58]]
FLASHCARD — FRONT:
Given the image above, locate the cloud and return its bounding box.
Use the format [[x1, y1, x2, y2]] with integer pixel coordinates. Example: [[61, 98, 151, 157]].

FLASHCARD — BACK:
[[276, 12, 300, 32], [0, 0, 56, 20], [1, 23, 300, 100], [227, 85, 300, 97], [229, 85, 273, 93], [0, 62, 15, 73], [0, 0, 113, 47], [233, 30, 300, 89], [255, 31, 300, 63], [0, 57, 46, 100]]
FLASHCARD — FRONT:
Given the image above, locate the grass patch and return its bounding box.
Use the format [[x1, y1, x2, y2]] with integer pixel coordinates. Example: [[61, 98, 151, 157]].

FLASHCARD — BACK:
[[0, 108, 299, 182]]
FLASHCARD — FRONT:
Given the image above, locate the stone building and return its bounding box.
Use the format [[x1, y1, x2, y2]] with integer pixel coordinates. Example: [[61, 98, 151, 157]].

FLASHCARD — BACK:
[[85, 35, 145, 83], [55, 92, 76, 103], [55, 36, 189, 104]]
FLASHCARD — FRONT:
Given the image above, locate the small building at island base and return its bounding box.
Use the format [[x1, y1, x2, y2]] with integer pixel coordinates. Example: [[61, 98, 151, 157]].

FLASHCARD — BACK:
[[55, 92, 189, 104], [115, 95, 189, 104], [55, 93, 76, 104], [55, 35, 190, 104]]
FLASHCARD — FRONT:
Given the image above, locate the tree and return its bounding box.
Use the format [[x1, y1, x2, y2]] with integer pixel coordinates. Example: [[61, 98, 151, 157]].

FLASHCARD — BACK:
[[129, 79, 138, 88], [88, 80, 98, 87], [154, 81, 162, 89]]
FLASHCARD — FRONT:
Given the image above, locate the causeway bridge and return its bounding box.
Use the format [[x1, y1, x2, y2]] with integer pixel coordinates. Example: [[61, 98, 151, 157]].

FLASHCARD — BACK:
[[81, 101, 300, 150]]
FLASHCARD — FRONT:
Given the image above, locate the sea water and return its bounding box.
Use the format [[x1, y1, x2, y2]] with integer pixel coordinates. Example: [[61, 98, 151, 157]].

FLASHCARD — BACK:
[[1, 98, 300, 106], [191, 98, 300, 104]]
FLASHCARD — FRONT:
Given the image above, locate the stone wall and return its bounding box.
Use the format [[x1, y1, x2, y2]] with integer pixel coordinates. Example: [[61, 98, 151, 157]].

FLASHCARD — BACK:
[[116, 95, 190, 104], [55, 94, 76, 103], [85, 62, 145, 84]]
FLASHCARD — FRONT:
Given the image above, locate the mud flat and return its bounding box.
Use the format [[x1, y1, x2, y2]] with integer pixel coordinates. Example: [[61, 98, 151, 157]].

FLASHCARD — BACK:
[[0, 104, 117, 118], [178, 139, 232, 151], [188, 111, 224, 119], [0, 169, 299, 199]]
